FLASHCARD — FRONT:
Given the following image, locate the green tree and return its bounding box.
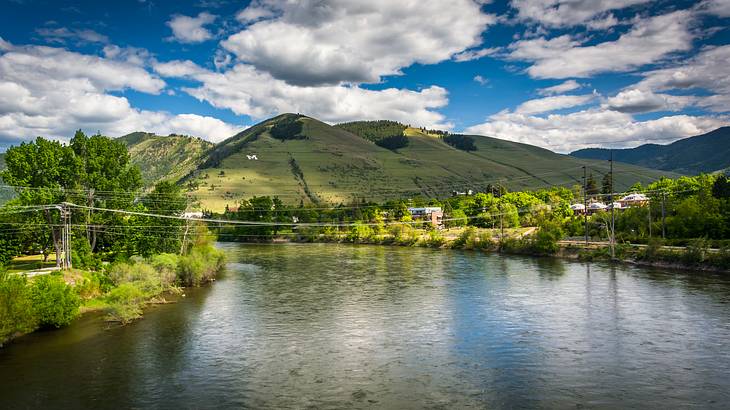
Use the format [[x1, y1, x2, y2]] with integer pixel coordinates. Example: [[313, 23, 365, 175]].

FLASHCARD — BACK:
[[586, 173, 599, 196], [1, 138, 80, 267], [30, 274, 80, 328]]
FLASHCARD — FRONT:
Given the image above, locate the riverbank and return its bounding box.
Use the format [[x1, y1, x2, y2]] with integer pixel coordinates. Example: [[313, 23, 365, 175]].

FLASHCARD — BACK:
[[0, 243, 226, 347], [218, 226, 730, 273]]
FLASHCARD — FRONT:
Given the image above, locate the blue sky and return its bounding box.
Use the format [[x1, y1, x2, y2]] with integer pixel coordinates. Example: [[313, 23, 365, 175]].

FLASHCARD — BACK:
[[1, 0, 729, 152]]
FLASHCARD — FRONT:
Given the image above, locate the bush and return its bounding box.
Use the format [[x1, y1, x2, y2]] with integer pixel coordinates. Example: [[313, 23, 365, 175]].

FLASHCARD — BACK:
[[0, 272, 37, 344], [425, 230, 446, 248], [528, 220, 563, 255], [452, 227, 477, 249], [105, 283, 146, 324], [30, 274, 80, 328], [71, 237, 102, 271]]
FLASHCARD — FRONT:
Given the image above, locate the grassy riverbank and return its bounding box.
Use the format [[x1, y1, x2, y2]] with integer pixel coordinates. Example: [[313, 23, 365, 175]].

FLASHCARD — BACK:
[[226, 224, 730, 273], [0, 241, 225, 346]]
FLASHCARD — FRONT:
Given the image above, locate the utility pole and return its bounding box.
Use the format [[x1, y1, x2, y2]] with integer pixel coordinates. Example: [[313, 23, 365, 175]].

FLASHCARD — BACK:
[[499, 203, 504, 240], [648, 201, 652, 238], [57, 203, 72, 270], [583, 165, 588, 246], [609, 151, 615, 260], [661, 191, 666, 239]]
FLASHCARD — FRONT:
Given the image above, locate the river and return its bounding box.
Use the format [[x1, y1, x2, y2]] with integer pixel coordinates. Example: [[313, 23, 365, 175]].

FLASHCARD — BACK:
[[1, 243, 730, 408]]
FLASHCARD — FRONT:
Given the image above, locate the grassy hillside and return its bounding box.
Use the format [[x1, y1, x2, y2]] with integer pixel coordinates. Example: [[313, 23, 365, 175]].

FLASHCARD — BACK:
[[118, 132, 213, 185], [182, 115, 676, 212], [570, 127, 730, 175]]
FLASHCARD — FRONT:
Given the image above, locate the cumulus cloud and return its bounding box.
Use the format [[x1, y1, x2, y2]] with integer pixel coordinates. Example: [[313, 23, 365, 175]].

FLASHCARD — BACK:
[[465, 109, 728, 153], [538, 80, 583, 95], [634, 44, 730, 113], [510, 0, 650, 28], [157, 60, 451, 128], [508, 10, 695, 78], [0, 41, 239, 145], [222, 0, 495, 86], [167, 12, 217, 43], [604, 89, 694, 113], [514, 93, 596, 115]]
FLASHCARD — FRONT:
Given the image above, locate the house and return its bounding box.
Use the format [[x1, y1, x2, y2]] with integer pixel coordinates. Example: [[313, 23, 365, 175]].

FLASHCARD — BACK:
[[451, 189, 474, 196], [182, 211, 204, 219], [408, 207, 444, 227], [619, 193, 649, 208], [587, 202, 607, 214], [570, 203, 586, 215]]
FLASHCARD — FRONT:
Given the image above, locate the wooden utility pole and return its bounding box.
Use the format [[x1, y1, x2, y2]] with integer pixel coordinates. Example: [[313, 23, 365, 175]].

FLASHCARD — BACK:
[[661, 191, 666, 239], [583, 165, 588, 245], [609, 151, 615, 260]]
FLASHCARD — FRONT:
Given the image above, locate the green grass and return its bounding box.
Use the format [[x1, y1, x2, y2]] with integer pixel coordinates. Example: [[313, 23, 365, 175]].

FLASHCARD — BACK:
[[7, 254, 58, 274], [118, 132, 213, 185], [180, 115, 676, 211]]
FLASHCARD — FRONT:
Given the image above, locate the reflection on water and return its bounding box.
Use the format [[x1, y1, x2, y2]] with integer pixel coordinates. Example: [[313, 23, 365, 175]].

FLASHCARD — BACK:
[[1, 243, 730, 409]]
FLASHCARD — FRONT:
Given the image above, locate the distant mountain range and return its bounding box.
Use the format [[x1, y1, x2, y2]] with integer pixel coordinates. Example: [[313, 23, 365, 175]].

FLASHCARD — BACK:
[[121, 113, 674, 211], [570, 127, 730, 175]]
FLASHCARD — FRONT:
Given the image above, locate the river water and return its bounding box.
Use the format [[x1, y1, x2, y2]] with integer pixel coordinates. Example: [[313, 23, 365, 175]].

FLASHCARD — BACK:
[[1, 243, 730, 409]]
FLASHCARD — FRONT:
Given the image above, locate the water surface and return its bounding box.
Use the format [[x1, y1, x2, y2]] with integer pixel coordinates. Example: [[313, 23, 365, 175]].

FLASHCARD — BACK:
[[1, 243, 730, 408]]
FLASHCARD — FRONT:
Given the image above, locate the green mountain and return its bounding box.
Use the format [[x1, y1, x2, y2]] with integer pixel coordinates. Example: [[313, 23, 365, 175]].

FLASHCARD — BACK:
[[179, 114, 676, 211], [570, 127, 730, 175], [118, 132, 214, 185]]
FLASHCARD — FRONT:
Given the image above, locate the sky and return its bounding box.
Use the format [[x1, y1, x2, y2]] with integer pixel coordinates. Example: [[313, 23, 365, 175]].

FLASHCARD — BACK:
[[1, 0, 729, 153]]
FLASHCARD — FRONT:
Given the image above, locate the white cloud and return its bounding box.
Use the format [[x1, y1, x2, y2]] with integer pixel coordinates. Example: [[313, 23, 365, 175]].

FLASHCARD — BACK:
[[514, 93, 596, 115], [510, 0, 650, 28], [604, 89, 694, 113], [153, 60, 207, 77], [700, 0, 730, 17], [158, 60, 451, 128], [508, 10, 695, 78], [222, 0, 495, 86], [167, 12, 217, 43], [453, 47, 499, 62], [634, 44, 730, 113], [236, 1, 276, 22], [473, 75, 489, 85], [464, 109, 728, 153], [0, 41, 239, 144], [35, 27, 109, 44], [537, 80, 583, 95]]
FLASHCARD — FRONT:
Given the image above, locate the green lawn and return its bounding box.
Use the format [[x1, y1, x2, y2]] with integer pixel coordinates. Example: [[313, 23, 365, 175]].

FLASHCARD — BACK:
[[7, 254, 58, 274]]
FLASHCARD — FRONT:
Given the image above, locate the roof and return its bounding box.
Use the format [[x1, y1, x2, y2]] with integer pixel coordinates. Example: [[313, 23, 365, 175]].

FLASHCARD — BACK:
[[620, 193, 649, 201], [408, 207, 442, 213], [588, 202, 607, 209], [570, 203, 585, 210]]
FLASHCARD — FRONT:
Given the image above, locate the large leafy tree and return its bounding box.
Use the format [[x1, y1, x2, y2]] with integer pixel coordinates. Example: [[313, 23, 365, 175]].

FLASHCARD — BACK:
[[1, 138, 80, 267], [69, 131, 142, 251]]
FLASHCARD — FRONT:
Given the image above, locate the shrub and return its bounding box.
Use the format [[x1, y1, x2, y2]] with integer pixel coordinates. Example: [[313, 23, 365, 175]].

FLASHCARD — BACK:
[[452, 227, 477, 249], [0, 272, 37, 344], [684, 238, 708, 265], [30, 274, 80, 328], [71, 237, 102, 271], [425, 230, 446, 248], [105, 283, 146, 324], [148, 253, 180, 288], [528, 220, 563, 255]]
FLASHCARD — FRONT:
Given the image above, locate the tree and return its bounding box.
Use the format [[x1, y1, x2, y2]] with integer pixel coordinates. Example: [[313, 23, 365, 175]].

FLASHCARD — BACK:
[[70, 131, 142, 251], [1, 138, 80, 267], [601, 172, 612, 195], [586, 173, 599, 196], [712, 175, 730, 199]]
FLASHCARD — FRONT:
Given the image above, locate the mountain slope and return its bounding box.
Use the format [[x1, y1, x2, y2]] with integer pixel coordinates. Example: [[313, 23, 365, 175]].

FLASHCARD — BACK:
[[570, 127, 730, 175], [181, 114, 676, 211], [118, 132, 213, 185]]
